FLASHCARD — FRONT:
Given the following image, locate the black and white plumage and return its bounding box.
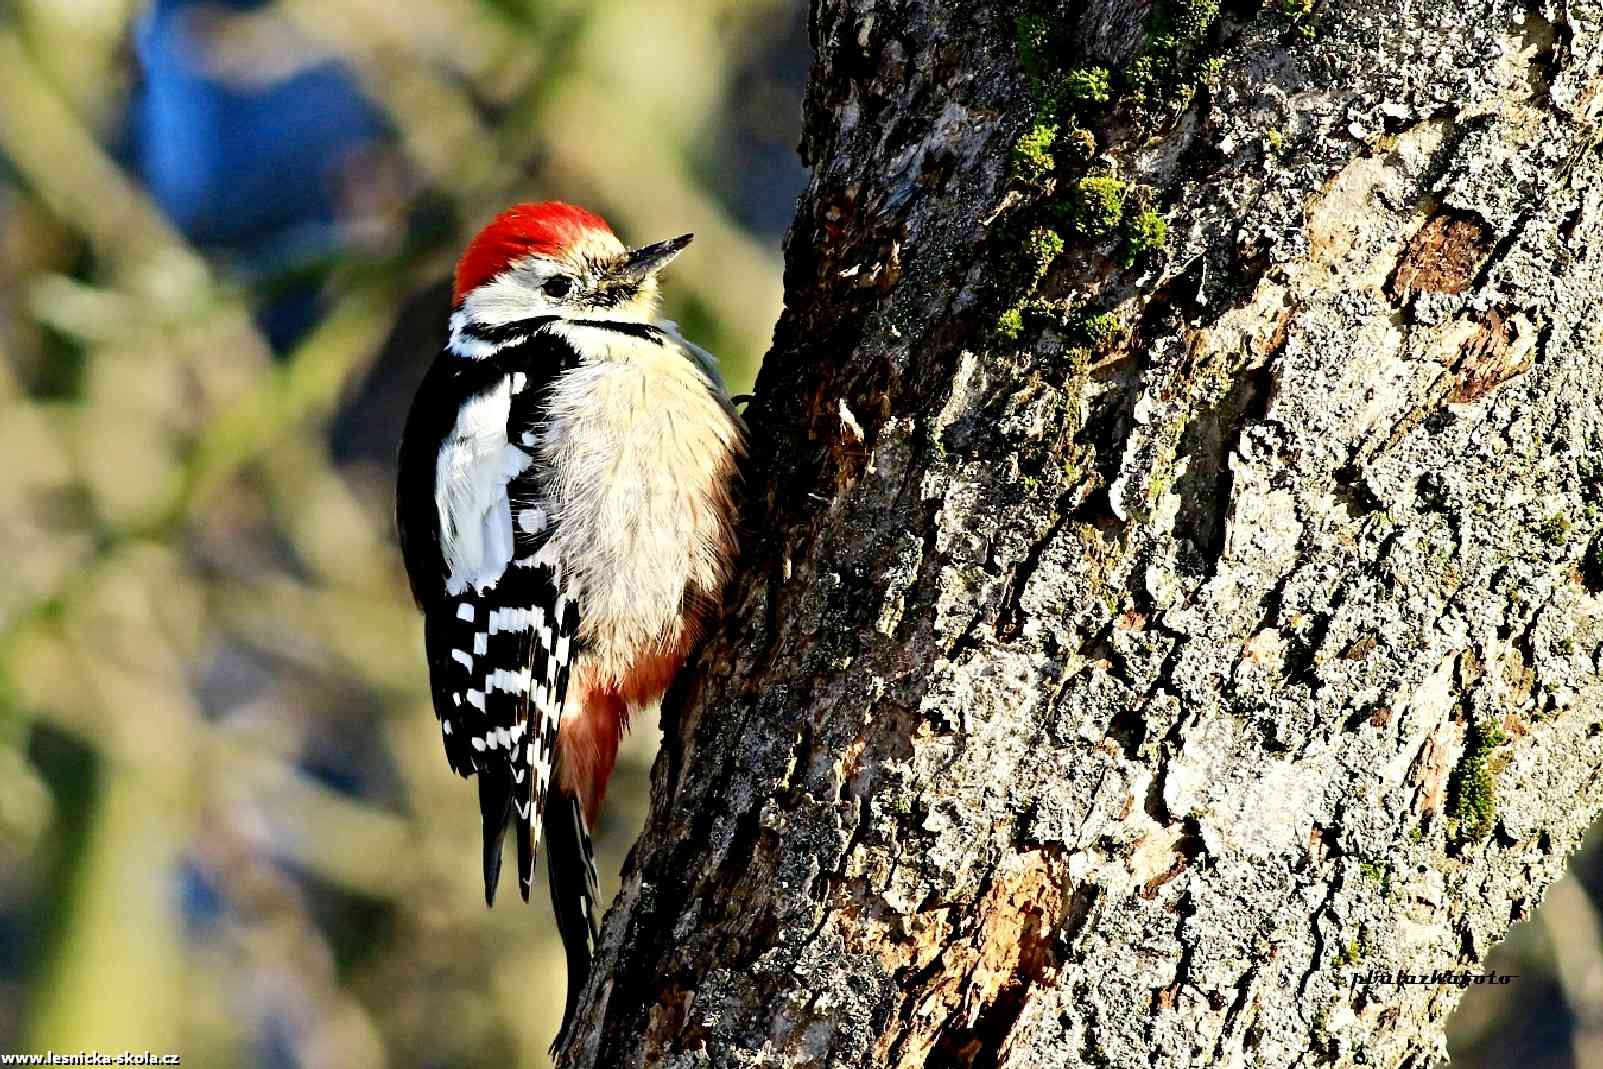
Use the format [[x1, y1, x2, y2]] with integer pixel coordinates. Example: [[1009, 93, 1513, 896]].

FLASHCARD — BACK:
[[399, 327, 582, 903], [396, 202, 744, 1049]]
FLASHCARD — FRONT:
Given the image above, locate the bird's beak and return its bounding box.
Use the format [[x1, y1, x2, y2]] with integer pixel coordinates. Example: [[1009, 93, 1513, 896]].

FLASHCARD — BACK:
[[616, 233, 693, 283]]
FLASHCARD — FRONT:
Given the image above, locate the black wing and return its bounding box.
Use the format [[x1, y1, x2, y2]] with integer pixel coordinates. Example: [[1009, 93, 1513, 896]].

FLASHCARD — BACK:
[[396, 327, 582, 904]]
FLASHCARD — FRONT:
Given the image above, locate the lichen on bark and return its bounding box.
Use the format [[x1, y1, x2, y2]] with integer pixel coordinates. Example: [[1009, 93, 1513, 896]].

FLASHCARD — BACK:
[[559, 1, 1603, 1066]]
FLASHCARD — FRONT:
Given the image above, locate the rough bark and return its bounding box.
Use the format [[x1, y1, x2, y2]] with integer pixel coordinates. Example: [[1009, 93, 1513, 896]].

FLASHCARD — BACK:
[[561, 1, 1603, 1066]]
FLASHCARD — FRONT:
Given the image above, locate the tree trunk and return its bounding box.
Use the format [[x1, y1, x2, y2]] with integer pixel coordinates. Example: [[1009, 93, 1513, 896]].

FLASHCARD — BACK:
[[561, 1, 1603, 1065]]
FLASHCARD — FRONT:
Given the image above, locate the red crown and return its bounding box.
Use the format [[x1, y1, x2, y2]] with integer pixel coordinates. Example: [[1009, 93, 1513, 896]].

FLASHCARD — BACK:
[[452, 201, 614, 305]]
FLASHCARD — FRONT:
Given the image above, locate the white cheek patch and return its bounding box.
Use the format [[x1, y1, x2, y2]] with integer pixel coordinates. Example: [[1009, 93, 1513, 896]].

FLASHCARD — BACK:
[[435, 377, 533, 595], [456, 268, 565, 333], [447, 310, 503, 360]]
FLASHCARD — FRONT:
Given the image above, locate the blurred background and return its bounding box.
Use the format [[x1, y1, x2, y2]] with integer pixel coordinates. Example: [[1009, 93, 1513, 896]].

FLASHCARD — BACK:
[[0, 1, 1597, 1067], [0, 0, 801, 1064]]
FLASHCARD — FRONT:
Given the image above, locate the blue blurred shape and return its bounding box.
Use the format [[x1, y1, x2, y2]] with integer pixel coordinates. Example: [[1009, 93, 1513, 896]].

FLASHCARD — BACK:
[[128, 0, 388, 347], [175, 857, 227, 933]]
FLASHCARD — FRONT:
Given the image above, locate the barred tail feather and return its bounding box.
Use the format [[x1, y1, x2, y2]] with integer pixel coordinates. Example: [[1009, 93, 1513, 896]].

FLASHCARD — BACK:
[[545, 791, 600, 1055]]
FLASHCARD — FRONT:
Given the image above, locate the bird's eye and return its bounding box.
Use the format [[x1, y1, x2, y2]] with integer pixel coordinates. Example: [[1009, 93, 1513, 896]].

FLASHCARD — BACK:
[[542, 276, 574, 298]]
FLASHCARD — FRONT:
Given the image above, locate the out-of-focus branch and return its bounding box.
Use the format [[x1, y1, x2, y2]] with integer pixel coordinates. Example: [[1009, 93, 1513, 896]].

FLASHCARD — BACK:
[[161, 278, 409, 528], [0, 30, 236, 321], [1544, 877, 1603, 1069]]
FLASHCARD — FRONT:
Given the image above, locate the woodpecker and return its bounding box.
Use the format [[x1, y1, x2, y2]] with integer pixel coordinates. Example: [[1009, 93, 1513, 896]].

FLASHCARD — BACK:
[[395, 201, 744, 1046]]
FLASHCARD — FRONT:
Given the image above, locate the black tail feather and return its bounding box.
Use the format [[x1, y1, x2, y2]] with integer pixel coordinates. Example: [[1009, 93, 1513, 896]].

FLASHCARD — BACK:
[[478, 770, 513, 907], [545, 792, 599, 1055]]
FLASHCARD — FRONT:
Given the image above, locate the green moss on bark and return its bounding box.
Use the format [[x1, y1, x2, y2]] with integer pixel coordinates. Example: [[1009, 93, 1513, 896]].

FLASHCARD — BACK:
[[1026, 226, 1065, 277], [1012, 122, 1059, 181], [1123, 0, 1222, 112], [996, 307, 1025, 341], [996, 4, 1204, 355], [1448, 719, 1508, 841], [1120, 209, 1169, 266], [1065, 177, 1128, 238], [1070, 312, 1126, 351], [1063, 66, 1111, 105]]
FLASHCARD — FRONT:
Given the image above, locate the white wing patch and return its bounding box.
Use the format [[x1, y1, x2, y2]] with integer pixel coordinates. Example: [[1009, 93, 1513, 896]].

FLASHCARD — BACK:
[[435, 376, 533, 596]]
